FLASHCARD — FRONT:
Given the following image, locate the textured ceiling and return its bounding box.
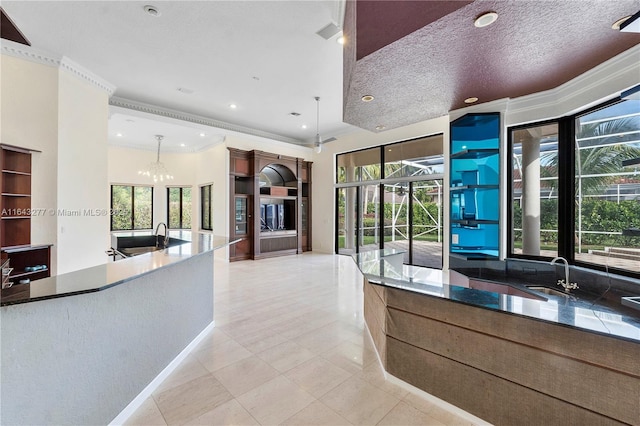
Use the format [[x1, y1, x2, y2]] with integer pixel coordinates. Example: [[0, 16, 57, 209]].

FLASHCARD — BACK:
[[344, 0, 640, 133], [355, 1, 472, 60]]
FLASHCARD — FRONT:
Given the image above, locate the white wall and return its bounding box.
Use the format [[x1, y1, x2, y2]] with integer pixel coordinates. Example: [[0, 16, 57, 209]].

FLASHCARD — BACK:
[[190, 142, 228, 260], [107, 146, 198, 230], [1, 55, 59, 273], [1, 53, 114, 274], [108, 133, 312, 260], [56, 68, 110, 274]]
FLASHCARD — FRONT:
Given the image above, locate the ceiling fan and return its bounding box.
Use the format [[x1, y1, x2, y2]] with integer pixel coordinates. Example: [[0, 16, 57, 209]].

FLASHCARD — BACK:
[[311, 96, 336, 153]]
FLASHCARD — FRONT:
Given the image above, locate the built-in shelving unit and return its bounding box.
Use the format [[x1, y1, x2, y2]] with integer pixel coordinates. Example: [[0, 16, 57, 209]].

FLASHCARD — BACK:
[[228, 148, 312, 261], [1, 146, 33, 247], [0, 145, 52, 284], [449, 113, 500, 260]]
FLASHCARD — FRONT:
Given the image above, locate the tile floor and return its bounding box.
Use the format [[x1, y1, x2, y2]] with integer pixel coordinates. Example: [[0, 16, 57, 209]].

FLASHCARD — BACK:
[[124, 253, 487, 426]]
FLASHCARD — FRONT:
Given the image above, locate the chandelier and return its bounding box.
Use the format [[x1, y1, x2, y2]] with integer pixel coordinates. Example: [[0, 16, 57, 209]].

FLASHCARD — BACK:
[[138, 135, 174, 182]]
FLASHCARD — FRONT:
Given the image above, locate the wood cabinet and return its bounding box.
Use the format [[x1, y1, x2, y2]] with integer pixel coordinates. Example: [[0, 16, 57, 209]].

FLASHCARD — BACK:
[[229, 149, 254, 261], [1, 146, 32, 247], [228, 148, 312, 261], [1, 244, 51, 282], [0, 145, 52, 283]]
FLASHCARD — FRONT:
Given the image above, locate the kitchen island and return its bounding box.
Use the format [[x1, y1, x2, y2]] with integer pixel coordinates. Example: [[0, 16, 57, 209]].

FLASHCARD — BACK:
[[1, 232, 238, 425], [355, 250, 640, 425]]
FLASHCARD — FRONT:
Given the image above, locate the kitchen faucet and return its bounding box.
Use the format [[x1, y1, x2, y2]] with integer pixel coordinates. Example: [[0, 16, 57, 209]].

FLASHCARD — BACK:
[[550, 256, 578, 293], [155, 222, 169, 247]]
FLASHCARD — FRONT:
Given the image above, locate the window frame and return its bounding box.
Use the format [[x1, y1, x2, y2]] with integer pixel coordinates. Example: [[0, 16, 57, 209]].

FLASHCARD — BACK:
[[507, 97, 639, 279], [110, 184, 154, 231], [506, 117, 567, 262], [200, 183, 213, 231], [335, 134, 445, 267], [167, 186, 192, 230]]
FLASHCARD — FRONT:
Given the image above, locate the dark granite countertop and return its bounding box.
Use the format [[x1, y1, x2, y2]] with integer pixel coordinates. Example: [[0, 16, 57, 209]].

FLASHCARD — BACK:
[[352, 250, 640, 343], [1, 232, 239, 306]]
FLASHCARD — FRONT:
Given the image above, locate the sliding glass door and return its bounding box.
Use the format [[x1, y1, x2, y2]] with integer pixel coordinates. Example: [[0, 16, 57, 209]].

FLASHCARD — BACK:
[[411, 179, 443, 268], [336, 134, 445, 268]]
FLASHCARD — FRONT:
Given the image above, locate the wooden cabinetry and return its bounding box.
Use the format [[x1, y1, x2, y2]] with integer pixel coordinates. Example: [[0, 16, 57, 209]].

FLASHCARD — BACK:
[[1, 244, 51, 282], [229, 149, 254, 261], [1, 146, 32, 247], [0, 145, 52, 283], [228, 148, 312, 261]]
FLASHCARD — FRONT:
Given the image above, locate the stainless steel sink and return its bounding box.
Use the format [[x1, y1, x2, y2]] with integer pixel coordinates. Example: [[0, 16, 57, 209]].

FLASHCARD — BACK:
[[526, 286, 571, 298], [119, 246, 161, 257]]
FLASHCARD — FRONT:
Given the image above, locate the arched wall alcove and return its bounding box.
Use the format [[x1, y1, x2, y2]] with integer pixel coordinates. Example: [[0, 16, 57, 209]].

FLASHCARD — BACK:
[[259, 163, 297, 188], [228, 148, 312, 261]]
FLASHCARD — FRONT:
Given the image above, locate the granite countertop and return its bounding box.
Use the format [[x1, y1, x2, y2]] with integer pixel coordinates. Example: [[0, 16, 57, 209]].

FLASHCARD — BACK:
[[1, 231, 239, 306], [353, 250, 640, 343]]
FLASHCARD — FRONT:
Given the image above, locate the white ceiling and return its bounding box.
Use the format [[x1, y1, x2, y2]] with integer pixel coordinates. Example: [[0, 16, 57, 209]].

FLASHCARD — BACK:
[[3, 0, 355, 151]]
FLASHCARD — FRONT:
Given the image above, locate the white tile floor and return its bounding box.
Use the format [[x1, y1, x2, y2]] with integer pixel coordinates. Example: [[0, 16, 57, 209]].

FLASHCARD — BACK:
[[124, 253, 488, 426]]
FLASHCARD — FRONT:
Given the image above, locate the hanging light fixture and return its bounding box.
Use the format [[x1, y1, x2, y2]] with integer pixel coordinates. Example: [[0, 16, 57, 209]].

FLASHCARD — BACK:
[[138, 135, 174, 182], [314, 96, 323, 153]]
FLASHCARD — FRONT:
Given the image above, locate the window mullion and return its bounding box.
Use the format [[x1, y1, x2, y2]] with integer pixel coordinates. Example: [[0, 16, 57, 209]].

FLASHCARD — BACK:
[[557, 117, 575, 261]]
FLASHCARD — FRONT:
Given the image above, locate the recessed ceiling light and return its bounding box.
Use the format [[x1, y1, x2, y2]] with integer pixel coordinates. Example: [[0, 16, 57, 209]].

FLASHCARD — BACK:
[[199, 133, 206, 137], [612, 15, 632, 30], [301, 124, 307, 129], [229, 104, 237, 109], [289, 112, 301, 116], [337, 35, 345, 45], [143, 5, 160, 17], [375, 125, 386, 131], [180, 143, 186, 147], [474, 12, 498, 28], [361, 95, 374, 102], [464, 97, 479, 104], [116, 133, 123, 137]]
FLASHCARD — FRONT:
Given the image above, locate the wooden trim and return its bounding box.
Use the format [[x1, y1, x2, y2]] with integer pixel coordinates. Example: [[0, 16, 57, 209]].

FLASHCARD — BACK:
[[0, 144, 41, 154]]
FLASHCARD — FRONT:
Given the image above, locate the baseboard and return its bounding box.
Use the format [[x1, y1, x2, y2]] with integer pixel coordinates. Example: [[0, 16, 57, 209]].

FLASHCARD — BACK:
[[363, 322, 491, 426], [109, 321, 215, 425]]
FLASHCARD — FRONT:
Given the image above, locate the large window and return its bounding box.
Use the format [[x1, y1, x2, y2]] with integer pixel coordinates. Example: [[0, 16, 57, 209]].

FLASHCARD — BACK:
[[200, 184, 213, 231], [508, 97, 640, 276], [336, 147, 381, 183], [510, 122, 559, 258], [167, 187, 192, 229], [574, 100, 640, 271], [111, 185, 153, 230], [336, 134, 444, 268]]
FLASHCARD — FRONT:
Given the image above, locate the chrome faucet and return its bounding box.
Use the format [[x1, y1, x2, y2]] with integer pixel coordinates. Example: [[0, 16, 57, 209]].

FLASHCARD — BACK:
[[550, 256, 578, 293], [155, 222, 169, 247]]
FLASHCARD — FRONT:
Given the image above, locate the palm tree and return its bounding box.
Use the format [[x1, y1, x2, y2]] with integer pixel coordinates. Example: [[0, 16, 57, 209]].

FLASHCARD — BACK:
[[576, 116, 640, 195]]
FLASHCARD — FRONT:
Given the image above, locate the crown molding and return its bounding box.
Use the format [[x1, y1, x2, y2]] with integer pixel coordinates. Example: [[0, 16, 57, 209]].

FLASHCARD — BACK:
[[506, 44, 640, 125], [1, 40, 115, 95], [449, 98, 509, 122], [1, 39, 60, 67], [109, 96, 303, 146], [108, 137, 224, 154], [59, 56, 116, 95]]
